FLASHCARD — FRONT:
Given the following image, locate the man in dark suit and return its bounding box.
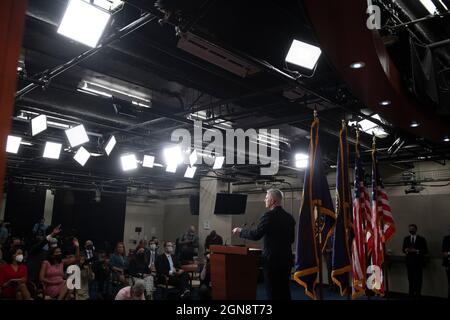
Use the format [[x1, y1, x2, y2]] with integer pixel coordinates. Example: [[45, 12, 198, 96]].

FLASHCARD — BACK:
[[442, 225, 450, 299], [402, 224, 428, 298], [155, 241, 190, 299], [232, 189, 296, 300], [204, 230, 223, 253]]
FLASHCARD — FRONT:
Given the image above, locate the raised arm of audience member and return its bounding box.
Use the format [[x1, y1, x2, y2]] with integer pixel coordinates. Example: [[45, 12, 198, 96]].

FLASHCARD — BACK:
[[62, 238, 80, 266]]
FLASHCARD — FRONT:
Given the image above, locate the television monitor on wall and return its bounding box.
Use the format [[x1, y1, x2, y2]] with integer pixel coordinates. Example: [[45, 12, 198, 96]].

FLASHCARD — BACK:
[[214, 193, 247, 215]]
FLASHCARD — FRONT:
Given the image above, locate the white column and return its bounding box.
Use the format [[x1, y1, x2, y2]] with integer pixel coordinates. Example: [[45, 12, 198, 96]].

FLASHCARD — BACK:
[[43, 189, 54, 225], [198, 173, 231, 257]]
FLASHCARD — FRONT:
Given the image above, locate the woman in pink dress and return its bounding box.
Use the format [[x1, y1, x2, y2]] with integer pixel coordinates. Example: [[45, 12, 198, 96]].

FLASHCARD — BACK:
[[39, 238, 79, 299]]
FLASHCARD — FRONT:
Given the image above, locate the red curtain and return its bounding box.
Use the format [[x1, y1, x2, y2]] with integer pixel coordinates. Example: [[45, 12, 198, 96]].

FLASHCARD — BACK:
[[0, 0, 27, 202]]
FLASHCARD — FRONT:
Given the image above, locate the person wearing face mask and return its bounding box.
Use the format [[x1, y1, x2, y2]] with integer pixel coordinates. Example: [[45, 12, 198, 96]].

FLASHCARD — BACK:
[[402, 224, 428, 299], [39, 238, 80, 299], [155, 241, 190, 299], [0, 247, 32, 299], [179, 225, 199, 263]]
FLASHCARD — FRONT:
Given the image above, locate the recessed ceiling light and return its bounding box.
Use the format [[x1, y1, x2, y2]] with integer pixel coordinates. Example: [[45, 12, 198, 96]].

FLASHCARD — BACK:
[[350, 62, 365, 69], [379, 100, 392, 106], [410, 121, 420, 128], [444, 136, 450, 142]]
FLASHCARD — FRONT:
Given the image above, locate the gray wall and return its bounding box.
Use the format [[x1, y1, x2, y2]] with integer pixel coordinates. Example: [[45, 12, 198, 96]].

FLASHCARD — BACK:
[[163, 198, 198, 244]]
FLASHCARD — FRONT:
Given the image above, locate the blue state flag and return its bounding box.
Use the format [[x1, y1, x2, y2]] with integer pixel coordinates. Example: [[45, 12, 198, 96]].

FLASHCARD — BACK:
[[293, 117, 336, 299]]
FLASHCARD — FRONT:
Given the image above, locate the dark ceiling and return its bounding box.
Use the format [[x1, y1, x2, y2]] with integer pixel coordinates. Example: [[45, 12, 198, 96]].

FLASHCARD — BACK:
[[6, 0, 450, 196]]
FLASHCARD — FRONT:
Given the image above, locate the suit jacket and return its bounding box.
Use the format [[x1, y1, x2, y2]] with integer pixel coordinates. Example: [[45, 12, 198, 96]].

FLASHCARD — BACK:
[[155, 253, 181, 277], [442, 235, 450, 267], [402, 234, 428, 267], [240, 206, 296, 268]]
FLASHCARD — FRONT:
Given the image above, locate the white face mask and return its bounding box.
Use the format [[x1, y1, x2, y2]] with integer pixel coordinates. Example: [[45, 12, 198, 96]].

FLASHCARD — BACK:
[[15, 254, 24, 263]]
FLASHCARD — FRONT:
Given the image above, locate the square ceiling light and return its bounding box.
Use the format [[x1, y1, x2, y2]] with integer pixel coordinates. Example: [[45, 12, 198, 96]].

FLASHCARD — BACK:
[[285, 39, 322, 70], [6, 136, 22, 154], [57, 0, 111, 48], [74, 146, 91, 166], [31, 115, 47, 136], [65, 124, 89, 147], [43, 142, 62, 159]]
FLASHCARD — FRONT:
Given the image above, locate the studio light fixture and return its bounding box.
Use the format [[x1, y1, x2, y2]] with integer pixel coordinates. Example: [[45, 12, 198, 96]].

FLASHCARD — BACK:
[[31, 114, 47, 136], [121, 154, 138, 171], [419, 0, 438, 15], [104, 135, 116, 156], [65, 124, 89, 147], [213, 156, 225, 169], [444, 136, 450, 142], [6, 136, 22, 154], [349, 114, 389, 138], [142, 155, 155, 168], [285, 39, 322, 70], [184, 166, 197, 179], [295, 153, 309, 168], [164, 146, 182, 173], [57, 0, 111, 48], [74, 146, 91, 166], [43, 142, 62, 159], [189, 150, 198, 167]]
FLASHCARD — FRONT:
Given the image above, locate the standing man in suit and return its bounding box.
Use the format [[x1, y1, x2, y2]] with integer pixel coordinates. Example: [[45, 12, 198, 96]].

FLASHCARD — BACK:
[[402, 224, 428, 298], [442, 225, 450, 299], [155, 241, 191, 299], [232, 189, 296, 300]]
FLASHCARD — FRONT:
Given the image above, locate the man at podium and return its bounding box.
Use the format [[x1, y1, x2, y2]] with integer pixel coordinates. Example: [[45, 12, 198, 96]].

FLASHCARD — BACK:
[[232, 189, 296, 300]]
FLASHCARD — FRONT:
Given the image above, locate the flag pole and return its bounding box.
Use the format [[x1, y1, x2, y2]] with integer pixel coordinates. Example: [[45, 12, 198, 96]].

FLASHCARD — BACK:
[[343, 120, 352, 301], [314, 109, 324, 301]]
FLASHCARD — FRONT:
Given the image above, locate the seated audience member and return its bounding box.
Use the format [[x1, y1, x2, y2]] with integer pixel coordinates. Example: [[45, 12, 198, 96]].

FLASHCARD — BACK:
[[155, 241, 190, 299], [0, 247, 32, 299], [199, 253, 211, 300], [178, 226, 199, 263], [32, 218, 48, 241], [109, 242, 129, 285], [150, 236, 160, 253], [75, 254, 94, 300], [115, 280, 145, 300], [204, 230, 223, 252], [0, 220, 10, 245], [84, 240, 96, 264], [148, 240, 158, 273], [39, 238, 80, 299]]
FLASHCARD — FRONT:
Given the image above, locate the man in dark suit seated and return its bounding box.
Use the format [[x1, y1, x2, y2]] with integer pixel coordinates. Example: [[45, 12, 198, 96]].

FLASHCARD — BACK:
[[155, 241, 190, 299], [442, 225, 450, 299], [402, 224, 428, 299]]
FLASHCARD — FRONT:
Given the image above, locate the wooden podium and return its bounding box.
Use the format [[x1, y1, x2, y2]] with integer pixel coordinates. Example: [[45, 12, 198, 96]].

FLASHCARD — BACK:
[[209, 245, 261, 300]]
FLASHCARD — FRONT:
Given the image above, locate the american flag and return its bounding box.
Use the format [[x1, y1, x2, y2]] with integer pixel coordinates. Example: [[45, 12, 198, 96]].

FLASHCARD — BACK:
[[351, 139, 371, 298], [370, 147, 396, 295]]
